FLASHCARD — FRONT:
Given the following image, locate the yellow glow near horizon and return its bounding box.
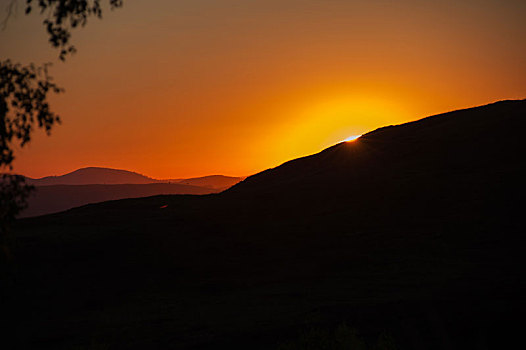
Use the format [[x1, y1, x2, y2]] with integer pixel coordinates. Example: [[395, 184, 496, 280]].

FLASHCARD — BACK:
[[262, 94, 411, 164], [4, 0, 526, 179]]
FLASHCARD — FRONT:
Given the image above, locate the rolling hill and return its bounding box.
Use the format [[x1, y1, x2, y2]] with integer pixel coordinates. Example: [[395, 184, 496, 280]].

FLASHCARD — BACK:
[[228, 99, 525, 199], [25, 167, 243, 189], [21, 183, 216, 217], [25, 167, 158, 185], [7, 100, 526, 349], [20, 168, 244, 217], [173, 174, 247, 189]]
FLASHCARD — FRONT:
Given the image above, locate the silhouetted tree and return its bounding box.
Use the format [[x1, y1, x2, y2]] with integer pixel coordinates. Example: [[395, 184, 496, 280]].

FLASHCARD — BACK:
[[0, 61, 62, 167], [0, 60, 62, 257], [1, 0, 124, 261]]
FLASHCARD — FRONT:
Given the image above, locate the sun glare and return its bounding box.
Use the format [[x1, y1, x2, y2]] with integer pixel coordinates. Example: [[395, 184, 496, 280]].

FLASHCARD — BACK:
[[261, 94, 412, 168], [344, 135, 361, 142]]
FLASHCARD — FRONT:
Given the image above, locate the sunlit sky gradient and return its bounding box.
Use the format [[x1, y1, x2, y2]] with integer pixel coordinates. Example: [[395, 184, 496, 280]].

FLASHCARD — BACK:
[[2, 0, 526, 178]]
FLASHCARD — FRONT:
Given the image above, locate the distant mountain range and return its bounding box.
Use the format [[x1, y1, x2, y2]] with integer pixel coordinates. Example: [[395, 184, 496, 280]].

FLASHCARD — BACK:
[[20, 168, 244, 217], [25, 167, 243, 189]]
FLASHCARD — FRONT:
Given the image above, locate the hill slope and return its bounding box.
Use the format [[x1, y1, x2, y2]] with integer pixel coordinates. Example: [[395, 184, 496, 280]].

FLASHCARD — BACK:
[[229, 99, 525, 199], [9, 100, 526, 350], [21, 183, 216, 217], [173, 175, 246, 189]]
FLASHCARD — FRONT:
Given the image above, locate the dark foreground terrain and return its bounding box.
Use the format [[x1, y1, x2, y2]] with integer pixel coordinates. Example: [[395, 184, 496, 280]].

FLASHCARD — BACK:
[[21, 170, 243, 217], [22, 183, 218, 218], [4, 100, 526, 349]]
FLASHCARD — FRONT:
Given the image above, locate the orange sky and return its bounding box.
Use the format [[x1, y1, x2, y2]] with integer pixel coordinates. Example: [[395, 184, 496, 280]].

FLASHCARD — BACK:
[[2, 0, 526, 179]]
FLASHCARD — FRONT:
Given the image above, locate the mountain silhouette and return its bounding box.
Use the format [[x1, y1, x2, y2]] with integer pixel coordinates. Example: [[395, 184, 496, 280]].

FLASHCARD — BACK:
[[25, 167, 243, 188], [25, 166, 158, 185], [10, 100, 526, 349], [21, 168, 243, 217], [26, 167, 244, 189]]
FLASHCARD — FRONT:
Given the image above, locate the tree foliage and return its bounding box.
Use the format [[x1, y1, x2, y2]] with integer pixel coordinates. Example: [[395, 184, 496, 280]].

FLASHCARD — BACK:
[[0, 60, 62, 168], [24, 0, 124, 60], [1, 0, 124, 261], [0, 59, 62, 245]]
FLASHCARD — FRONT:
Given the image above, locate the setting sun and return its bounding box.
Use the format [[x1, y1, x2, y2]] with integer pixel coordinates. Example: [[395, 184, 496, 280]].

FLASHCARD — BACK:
[[260, 94, 411, 166], [344, 135, 361, 142]]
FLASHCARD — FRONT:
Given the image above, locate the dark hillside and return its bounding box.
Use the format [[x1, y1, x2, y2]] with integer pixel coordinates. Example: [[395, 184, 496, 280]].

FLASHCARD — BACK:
[[229, 99, 524, 199], [174, 175, 245, 190], [6, 100, 526, 349], [21, 183, 216, 217]]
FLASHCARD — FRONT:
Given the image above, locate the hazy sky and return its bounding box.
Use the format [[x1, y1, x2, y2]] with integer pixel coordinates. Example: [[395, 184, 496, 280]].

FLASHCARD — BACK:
[[2, 0, 526, 178]]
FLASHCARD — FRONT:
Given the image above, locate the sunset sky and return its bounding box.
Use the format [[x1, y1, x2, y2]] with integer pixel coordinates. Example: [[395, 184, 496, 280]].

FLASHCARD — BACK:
[[2, 0, 526, 179]]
